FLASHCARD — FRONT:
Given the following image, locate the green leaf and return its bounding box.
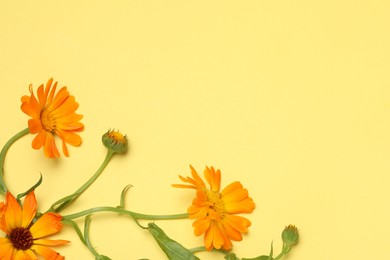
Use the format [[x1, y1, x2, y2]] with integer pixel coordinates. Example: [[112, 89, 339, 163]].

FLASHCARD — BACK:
[[50, 192, 81, 212], [118, 184, 132, 209], [95, 255, 112, 260], [16, 173, 42, 201], [148, 223, 200, 260]]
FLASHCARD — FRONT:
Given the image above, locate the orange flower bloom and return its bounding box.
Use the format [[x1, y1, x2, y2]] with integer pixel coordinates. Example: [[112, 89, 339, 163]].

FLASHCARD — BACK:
[[173, 165, 255, 251], [21, 78, 84, 158], [0, 191, 69, 259]]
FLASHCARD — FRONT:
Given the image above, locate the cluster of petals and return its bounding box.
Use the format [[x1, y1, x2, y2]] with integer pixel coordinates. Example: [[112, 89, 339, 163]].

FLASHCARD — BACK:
[[0, 191, 68, 259], [21, 78, 84, 158], [173, 165, 255, 251]]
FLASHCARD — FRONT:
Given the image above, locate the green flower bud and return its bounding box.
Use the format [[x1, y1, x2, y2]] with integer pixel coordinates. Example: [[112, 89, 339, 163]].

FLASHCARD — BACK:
[[282, 225, 299, 253], [102, 129, 128, 153]]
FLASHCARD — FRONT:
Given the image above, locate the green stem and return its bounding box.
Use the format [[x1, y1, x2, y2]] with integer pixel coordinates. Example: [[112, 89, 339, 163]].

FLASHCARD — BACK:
[[273, 252, 286, 260], [54, 150, 115, 212], [84, 215, 101, 257], [62, 206, 188, 221], [189, 246, 207, 253], [0, 128, 30, 195]]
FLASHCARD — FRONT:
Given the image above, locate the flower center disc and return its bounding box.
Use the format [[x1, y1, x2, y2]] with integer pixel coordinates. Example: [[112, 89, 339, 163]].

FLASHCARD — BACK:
[[207, 191, 225, 218], [9, 227, 34, 250], [41, 109, 56, 132]]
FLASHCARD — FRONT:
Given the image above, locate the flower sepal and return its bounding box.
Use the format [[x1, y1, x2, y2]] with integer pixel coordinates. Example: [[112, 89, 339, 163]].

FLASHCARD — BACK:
[[281, 225, 299, 254], [102, 129, 128, 154]]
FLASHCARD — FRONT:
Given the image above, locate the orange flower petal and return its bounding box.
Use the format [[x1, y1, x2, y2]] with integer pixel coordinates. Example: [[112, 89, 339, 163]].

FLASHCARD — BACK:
[[20, 95, 30, 103], [37, 84, 47, 108], [0, 239, 13, 260], [171, 183, 197, 189], [48, 87, 69, 111], [190, 165, 206, 188], [51, 96, 79, 117], [204, 166, 220, 192], [4, 192, 22, 233], [13, 249, 36, 260], [43, 133, 60, 158], [204, 221, 225, 250], [61, 140, 69, 157], [224, 197, 255, 214], [193, 217, 211, 236], [0, 201, 5, 218], [222, 186, 249, 203], [56, 113, 83, 124], [30, 212, 63, 239], [224, 214, 251, 233], [31, 244, 65, 260], [56, 120, 84, 131], [55, 129, 82, 146], [32, 130, 47, 150], [47, 80, 57, 105], [21, 191, 37, 227], [221, 218, 243, 241], [28, 118, 43, 134], [44, 78, 53, 100], [21, 99, 39, 118], [28, 85, 40, 114], [34, 239, 69, 246], [221, 181, 243, 196]]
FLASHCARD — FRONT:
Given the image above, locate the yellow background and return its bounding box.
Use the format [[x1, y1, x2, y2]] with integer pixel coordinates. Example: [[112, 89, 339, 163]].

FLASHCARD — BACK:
[[1, 1, 390, 259]]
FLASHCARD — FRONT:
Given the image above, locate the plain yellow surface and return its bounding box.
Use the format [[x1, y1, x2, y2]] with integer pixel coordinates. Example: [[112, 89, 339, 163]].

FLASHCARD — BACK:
[[1, 1, 390, 259]]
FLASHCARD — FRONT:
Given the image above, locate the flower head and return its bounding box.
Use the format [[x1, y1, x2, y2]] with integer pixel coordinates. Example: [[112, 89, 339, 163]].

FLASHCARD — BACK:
[[21, 78, 84, 158], [282, 224, 299, 253], [0, 191, 69, 259], [173, 165, 255, 251], [102, 129, 128, 154]]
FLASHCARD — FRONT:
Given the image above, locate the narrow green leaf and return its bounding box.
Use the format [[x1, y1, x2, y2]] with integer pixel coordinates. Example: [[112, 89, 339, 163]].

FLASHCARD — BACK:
[[118, 184, 132, 209], [50, 192, 81, 212], [148, 223, 200, 260], [16, 173, 43, 201]]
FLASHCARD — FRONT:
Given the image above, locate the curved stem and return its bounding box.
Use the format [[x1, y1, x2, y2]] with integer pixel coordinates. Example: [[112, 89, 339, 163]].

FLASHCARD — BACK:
[[62, 206, 188, 221], [84, 215, 101, 257], [273, 253, 286, 260], [0, 128, 30, 195], [54, 150, 114, 212]]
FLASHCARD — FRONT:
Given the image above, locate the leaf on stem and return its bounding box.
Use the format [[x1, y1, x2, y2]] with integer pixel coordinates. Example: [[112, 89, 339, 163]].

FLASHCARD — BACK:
[[148, 223, 200, 260], [16, 173, 42, 202], [118, 184, 132, 209]]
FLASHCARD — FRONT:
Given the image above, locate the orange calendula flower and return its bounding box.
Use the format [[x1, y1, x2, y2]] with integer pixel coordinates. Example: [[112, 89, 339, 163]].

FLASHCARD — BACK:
[[21, 78, 84, 158], [173, 165, 255, 251], [0, 191, 69, 259]]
